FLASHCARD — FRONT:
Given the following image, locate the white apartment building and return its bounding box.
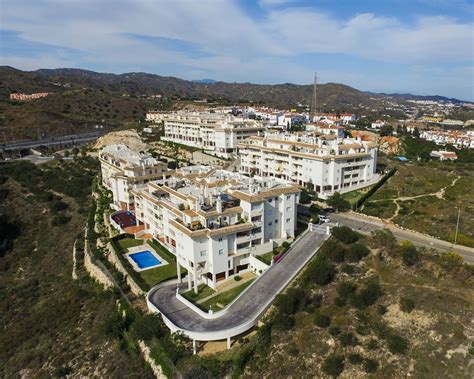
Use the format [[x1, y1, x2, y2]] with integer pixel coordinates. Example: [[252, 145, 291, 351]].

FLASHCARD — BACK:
[[99, 144, 168, 211], [238, 132, 378, 199], [132, 166, 300, 291], [161, 112, 266, 158], [306, 123, 345, 138]]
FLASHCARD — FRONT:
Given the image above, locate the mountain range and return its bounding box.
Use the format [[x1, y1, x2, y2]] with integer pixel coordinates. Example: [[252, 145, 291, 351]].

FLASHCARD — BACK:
[[0, 66, 471, 142], [1, 66, 469, 108]]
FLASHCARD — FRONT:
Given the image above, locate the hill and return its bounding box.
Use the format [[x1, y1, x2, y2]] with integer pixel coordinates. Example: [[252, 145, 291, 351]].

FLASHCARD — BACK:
[[1, 66, 471, 141], [1, 66, 377, 109]]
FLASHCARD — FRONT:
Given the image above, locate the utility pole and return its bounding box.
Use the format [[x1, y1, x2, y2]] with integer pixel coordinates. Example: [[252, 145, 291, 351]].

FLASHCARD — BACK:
[[310, 72, 318, 121], [454, 208, 461, 245]]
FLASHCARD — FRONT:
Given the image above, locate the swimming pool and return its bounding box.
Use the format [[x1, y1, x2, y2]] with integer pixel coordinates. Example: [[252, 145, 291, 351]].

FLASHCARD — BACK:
[[128, 250, 162, 269]]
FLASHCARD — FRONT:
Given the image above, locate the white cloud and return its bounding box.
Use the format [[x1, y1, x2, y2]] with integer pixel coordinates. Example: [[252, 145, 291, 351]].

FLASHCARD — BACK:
[[0, 0, 473, 99]]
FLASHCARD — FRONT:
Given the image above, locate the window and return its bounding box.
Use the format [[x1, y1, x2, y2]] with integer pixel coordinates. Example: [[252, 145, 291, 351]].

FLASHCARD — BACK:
[[286, 206, 291, 212], [219, 249, 224, 255], [268, 221, 273, 226], [286, 195, 291, 200], [268, 198, 273, 203], [200, 250, 206, 257], [218, 237, 223, 242], [275, 219, 278, 224], [286, 218, 291, 223]]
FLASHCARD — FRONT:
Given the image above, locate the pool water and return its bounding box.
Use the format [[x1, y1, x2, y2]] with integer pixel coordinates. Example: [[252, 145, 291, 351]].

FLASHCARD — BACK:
[[129, 250, 161, 269]]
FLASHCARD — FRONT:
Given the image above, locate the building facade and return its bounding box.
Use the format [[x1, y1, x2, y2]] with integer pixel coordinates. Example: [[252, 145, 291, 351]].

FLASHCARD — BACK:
[[99, 144, 168, 210], [132, 166, 300, 290], [160, 112, 266, 157], [238, 132, 378, 199]]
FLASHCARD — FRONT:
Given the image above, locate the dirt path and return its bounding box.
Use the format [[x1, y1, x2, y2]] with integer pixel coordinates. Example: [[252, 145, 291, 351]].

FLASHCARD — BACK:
[[368, 175, 461, 222]]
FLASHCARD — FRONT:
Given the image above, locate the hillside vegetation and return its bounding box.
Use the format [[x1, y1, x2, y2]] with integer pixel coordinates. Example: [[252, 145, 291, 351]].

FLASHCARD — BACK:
[[0, 159, 153, 378], [239, 227, 473, 378]]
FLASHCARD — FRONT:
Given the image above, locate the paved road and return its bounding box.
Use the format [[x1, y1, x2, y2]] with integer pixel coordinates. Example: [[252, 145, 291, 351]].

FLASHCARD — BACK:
[[148, 228, 329, 337], [1, 131, 104, 151], [331, 212, 474, 265]]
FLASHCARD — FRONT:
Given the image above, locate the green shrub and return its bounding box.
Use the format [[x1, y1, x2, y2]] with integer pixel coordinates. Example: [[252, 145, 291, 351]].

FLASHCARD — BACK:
[[399, 297, 415, 313], [346, 243, 370, 262], [322, 354, 345, 377], [341, 263, 355, 274], [377, 304, 387, 315], [50, 200, 69, 213], [350, 280, 383, 309], [303, 256, 336, 286], [386, 333, 409, 354], [348, 352, 363, 364], [314, 313, 331, 328], [329, 326, 341, 337], [332, 226, 360, 244], [334, 296, 347, 307], [370, 228, 397, 253], [54, 366, 72, 377], [363, 358, 379, 373], [131, 314, 166, 342], [234, 275, 242, 281], [52, 214, 71, 226], [337, 281, 357, 298], [338, 331, 358, 346], [400, 241, 420, 266]]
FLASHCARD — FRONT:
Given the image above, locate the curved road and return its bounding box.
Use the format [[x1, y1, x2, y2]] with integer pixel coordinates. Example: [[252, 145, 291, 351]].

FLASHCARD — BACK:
[[148, 228, 329, 340]]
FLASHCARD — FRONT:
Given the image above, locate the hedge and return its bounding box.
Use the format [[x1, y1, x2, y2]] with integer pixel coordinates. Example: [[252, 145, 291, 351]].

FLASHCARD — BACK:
[[354, 168, 397, 210]]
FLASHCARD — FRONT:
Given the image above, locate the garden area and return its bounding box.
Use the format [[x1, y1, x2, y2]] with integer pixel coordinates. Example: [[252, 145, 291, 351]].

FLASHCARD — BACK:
[[181, 276, 255, 312], [111, 236, 186, 290]]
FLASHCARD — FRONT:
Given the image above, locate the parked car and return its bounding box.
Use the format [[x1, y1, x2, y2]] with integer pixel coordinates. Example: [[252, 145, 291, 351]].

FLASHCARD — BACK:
[[319, 215, 330, 223]]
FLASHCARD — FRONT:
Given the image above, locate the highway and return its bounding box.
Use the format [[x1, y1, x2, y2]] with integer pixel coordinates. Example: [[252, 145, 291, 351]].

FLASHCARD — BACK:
[[331, 212, 474, 265], [1, 131, 105, 151]]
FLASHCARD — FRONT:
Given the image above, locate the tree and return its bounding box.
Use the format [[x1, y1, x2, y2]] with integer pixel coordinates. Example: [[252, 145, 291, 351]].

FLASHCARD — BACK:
[[379, 125, 393, 137], [300, 188, 312, 204], [327, 192, 350, 212]]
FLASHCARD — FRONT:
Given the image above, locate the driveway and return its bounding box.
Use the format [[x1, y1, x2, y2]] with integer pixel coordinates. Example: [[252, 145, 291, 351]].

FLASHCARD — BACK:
[[331, 212, 474, 264], [148, 228, 329, 340]]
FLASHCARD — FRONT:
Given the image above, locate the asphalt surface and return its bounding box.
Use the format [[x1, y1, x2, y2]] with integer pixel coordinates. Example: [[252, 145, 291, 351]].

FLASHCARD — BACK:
[[331, 212, 474, 265], [148, 228, 329, 334]]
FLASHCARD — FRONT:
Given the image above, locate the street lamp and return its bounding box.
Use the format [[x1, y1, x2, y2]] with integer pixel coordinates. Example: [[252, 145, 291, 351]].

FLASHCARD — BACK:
[[454, 208, 461, 245]]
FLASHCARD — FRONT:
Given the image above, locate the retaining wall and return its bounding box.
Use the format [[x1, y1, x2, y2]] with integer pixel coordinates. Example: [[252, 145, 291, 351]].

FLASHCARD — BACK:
[[106, 242, 145, 296], [84, 241, 114, 289]]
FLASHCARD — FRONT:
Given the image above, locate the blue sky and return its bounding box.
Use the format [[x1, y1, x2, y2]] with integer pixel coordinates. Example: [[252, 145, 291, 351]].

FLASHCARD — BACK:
[[1, 0, 473, 100]]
